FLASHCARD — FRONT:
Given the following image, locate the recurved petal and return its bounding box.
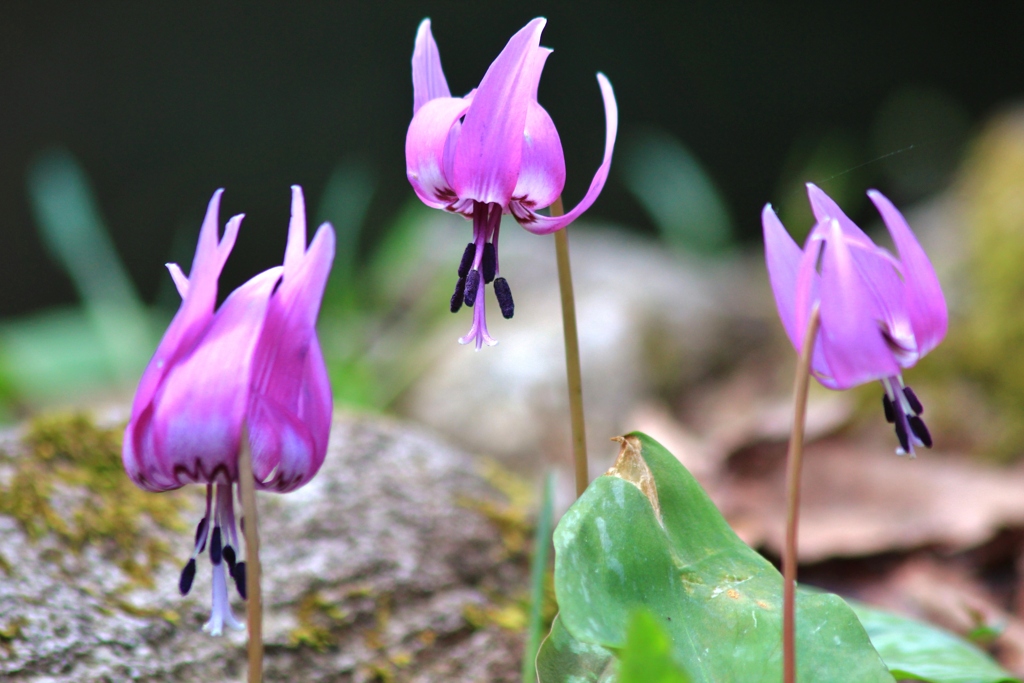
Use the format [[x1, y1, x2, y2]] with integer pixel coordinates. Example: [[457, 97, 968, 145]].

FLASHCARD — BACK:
[[817, 219, 901, 389], [514, 73, 618, 234], [406, 96, 471, 209], [451, 18, 547, 206], [869, 189, 948, 358], [131, 266, 281, 491], [412, 19, 452, 114], [511, 98, 565, 211]]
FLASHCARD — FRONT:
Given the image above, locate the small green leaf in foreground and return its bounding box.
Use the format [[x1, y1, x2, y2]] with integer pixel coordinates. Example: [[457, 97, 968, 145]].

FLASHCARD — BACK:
[[850, 601, 1020, 683], [618, 609, 693, 683]]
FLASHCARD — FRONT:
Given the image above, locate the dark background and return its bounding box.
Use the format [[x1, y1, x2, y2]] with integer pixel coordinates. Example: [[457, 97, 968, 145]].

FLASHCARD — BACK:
[[1, 2, 1022, 317]]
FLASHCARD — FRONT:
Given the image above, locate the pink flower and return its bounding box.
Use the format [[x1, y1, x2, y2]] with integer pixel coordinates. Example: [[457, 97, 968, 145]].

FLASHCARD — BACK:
[[762, 183, 947, 455], [122, 187, 334, 633], [405, 18, 618, 348]]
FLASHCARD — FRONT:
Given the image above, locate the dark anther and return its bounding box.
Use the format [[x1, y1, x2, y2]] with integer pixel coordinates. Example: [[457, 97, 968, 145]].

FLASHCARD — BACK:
[[210, 527, 223, 565], [909, 416, 933, 448], [482, 243, 496, 284], [903, 386, 923, 415], [179, 558, 197, 596], [233, 561, 247, 600], [450, 277, 466, 313], [882, 394, 895, 423], [894, 418, 910, 454], [464, 270, 480, 307], [458, 242, 475, 278], [494, 277, 514, 319], [223, 545, 237, 572], [194, 516, 209, 552]]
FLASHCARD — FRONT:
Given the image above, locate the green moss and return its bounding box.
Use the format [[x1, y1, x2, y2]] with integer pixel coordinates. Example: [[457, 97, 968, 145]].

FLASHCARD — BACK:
[[0, 413, 190, 586], [287, 590, 353, 651]]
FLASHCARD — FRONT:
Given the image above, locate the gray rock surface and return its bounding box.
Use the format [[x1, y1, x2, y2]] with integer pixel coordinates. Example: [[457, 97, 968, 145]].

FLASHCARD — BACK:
[[0, 413, 527, 682], [400, 214, 772, 490]]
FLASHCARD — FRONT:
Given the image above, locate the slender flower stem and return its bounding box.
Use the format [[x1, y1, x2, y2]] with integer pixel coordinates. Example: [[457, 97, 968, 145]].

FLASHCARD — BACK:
[[237, 429, 263, 683], [783, 304, 820, 683], [551, 197, 589, 498]]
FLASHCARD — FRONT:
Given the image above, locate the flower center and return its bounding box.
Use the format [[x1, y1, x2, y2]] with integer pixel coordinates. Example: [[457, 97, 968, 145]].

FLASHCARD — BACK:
[[177, 483, 246, 635], [448, 201, 514, 348], [881, 377, 932, 457]]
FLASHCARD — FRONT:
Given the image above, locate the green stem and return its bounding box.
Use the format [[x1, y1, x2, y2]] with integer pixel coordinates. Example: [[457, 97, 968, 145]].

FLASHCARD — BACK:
[[783, 304, 820, 683], [238, 429, 263, 683], [521, 473, 555, 683], [550, 198, 589, 498]]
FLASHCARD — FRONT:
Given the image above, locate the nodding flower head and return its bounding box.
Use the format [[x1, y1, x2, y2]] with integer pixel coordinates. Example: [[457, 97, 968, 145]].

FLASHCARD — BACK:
[[405, 17, 618, 348], [122, 187, 335, 634], [762, 183, 948, 456]]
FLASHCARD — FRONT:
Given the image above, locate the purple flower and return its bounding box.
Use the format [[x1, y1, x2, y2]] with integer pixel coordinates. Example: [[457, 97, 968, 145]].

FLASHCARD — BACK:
[[405, 18, 618, 348], [762, 183, 948, 455], [123, 187, 335, 634]]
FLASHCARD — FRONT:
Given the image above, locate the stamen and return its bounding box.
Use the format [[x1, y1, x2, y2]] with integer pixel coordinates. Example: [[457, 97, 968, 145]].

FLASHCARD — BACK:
[[464, 270, 480, 308], [179, 558, 197, 595], [882, 394, 895, 423], [450, 277, 466, 313], [482, 243, 496, 284], [903, 386, 923, 415], [909, 416, 933, 448], [223, 545, 237, 572], [458, 242, 475, 278], [494, 277, 514, 319], [233, 561, 247, 599], [894, 416, 911, 454], [210, 527, 223, 565]]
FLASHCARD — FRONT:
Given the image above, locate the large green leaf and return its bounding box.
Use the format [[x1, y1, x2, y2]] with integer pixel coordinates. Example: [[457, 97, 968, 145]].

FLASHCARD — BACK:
[[544, 432, 895, 683], [851, 602, 1019, 683]]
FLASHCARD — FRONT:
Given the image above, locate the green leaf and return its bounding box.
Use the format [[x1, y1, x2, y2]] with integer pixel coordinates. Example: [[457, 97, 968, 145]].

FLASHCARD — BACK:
[[544, 432, 895, 683], [850, 602, 1020, 683], [618, 609, 693, 683], [536, 614, 617, 683]]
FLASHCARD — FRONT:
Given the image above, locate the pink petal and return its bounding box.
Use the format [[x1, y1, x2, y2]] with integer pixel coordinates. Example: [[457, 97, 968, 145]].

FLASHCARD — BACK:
[[249, 215, 335, 491], [250, 337, 331, 493], [791, 230, 833, 385], [406, 95, 471, 209], [125, 191, 243, 489], [130, 266, 281, 491], [868, 189, 948, 358], [451, 18, 547, 206], [166, 263, 189, 299], [817, 220, 901, 389], [514, 73, 618, 234], [412, 19, 451, 114], [762, 204, 803, 349], [511, 97, 565, 211], [805, 183, 875, 250], [284, 185, 308, 273]]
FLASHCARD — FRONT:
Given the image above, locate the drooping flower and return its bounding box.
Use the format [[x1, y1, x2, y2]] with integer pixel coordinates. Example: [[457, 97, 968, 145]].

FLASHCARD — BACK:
[[405, 17, 618, 348], [762, 183, 948, 455], [123, 187, 335, 634]]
